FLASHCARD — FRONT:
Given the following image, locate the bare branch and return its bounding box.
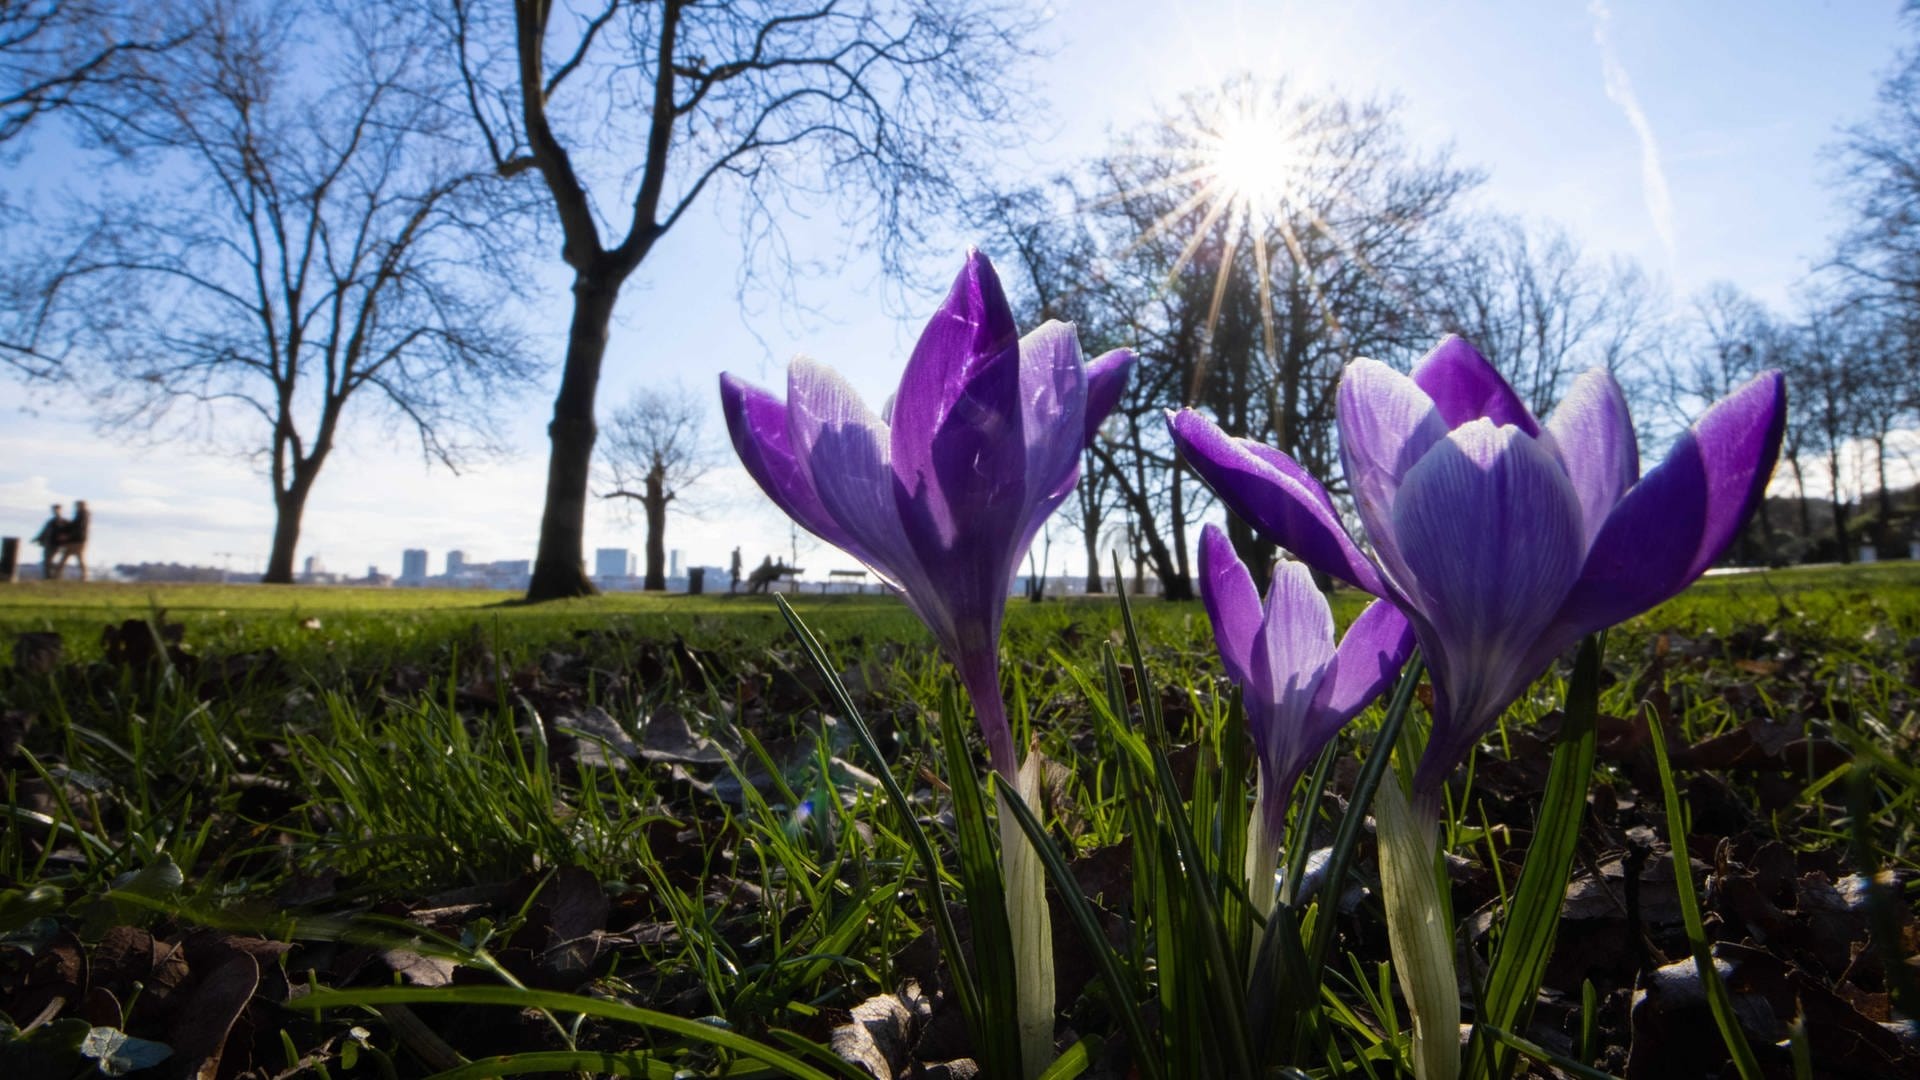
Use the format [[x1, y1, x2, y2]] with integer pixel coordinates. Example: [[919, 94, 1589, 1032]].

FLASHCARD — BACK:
[[5, 0, 539, 581]]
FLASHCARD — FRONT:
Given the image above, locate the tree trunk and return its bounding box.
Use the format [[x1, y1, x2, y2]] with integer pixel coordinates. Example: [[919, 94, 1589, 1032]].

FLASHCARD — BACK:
[[1753, 498, 1777, 564], [264, 468, 318, 584], [1790, 456, 1812, 538], [1163, 463, 1194, 602], [1079, 461, 1105, 593], [643, 466, 668, 591], [1875, 434, 1893, 552], [527, 274, 621, 600], [1225, 511, 1276, 595], [1829, 447, 1853, 563]]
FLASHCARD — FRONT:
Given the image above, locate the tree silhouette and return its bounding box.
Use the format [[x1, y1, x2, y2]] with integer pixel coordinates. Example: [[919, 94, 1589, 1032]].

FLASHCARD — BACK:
[[19, 1, 535, 582], [444, 0, 1040, 600], [599, 385, 709, 591]]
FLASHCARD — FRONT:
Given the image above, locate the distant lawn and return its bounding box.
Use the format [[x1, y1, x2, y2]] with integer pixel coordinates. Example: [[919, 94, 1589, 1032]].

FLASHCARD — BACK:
[[0, 580, 775, 614], [0, 580, 933, 664], [1653, 560, 1920, 637], [3, 560, 1916, 667]]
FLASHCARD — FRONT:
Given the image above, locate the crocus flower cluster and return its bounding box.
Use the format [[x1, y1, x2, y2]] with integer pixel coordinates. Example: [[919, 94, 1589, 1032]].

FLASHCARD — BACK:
[[1172, 336, 1785, 802], [722, 250, 1132, 1079], [1174, 335, 1783, 1080], [1197, 523, 1411, 912]]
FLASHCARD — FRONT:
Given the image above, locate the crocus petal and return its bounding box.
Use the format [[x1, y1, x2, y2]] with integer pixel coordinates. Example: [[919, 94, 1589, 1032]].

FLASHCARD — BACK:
[[1017, 320, 1091, 522], [889, 250, 1022, 553], [784, 360, 930, 614], [1169, 407, 1389, 596], [1083, 347, 1134, 441], [1336, 359, 1451, 595], [1014, 343, 1130, 566], [1552, 369, 1785, 637], [1545, 367, 1639, 551], [1678, 369, 1787, 580], [1410, 335, 1541, 436], [1390, 420, 1586, 792], [1247, 560, 1337, 789], [1311, 598, 1415, 722], [1198, 523, 1261, 687], [720, 372, 862, 560]]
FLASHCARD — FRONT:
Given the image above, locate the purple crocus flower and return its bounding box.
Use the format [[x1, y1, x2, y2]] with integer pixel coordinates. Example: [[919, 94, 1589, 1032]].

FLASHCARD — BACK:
[[721, 250, 1134, 780], [1171, 336, 1784, 800], [1200, 523, 1413, 914], [1198, 523, 1412, 836]]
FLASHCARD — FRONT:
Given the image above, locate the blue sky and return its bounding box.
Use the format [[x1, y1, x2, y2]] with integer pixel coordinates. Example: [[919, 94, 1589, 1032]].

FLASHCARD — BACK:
[[0, 0, 1904, 579]]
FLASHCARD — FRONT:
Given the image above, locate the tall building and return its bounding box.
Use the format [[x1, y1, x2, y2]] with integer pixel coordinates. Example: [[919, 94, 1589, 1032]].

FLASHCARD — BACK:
[[401, 549, 428, 580], [669, 549, 681, 578], [447, 550, 466, 575], [595, 548, 633, 579]]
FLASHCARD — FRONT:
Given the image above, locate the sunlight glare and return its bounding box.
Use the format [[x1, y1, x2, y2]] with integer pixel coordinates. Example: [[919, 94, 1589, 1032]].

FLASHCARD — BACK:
[[1097, 77, 1372, 407], [1206, 106, 1306, 230]]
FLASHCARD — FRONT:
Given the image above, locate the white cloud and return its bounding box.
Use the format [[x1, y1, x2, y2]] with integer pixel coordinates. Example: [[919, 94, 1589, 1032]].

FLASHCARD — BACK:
[[1591, 0, 1678, 268]]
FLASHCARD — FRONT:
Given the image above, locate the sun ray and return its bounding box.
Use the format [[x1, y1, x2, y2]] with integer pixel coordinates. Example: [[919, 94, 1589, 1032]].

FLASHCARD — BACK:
[[1094, 78, 1392, 420]]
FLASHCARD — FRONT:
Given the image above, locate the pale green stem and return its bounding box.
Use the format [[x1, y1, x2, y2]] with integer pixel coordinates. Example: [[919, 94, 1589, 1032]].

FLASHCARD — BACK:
[[1245, 772, 1282, 915], [1375, 780, 1459, 1080], [997, 751, 1056, 1079]]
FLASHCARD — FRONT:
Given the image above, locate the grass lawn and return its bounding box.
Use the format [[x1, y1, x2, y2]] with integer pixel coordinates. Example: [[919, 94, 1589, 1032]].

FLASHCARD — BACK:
[[1, 561, 1916, 1077]]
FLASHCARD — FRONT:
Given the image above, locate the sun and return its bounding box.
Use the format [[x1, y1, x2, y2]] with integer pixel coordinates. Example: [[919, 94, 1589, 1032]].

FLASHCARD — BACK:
[[1091, 78, 1367, 405], [1199, 96, 1314, 232]]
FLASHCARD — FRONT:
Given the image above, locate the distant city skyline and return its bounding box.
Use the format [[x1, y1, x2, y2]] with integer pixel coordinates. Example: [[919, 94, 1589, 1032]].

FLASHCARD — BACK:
[[2, 1, 1910, 580]]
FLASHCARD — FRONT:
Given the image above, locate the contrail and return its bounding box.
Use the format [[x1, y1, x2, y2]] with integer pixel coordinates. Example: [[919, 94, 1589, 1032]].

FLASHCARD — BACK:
[[1590, 0, 1677, 267]]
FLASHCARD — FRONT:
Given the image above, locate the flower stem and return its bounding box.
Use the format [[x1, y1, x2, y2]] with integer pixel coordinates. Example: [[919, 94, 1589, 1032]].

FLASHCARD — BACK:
[[1376, 779, 1460, 1080], [997, 752, 1056, 1078], [1245, 774, 1283, 919]]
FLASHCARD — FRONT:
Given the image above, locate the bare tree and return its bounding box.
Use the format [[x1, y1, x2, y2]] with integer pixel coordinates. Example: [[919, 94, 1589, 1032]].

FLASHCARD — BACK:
[[16, 1, 535, 582], [1844, 307, 1914, 547], [1071, 78, 1477, 595], [977, 181, 1130, 593], [1827, 18, 1920, 554], [1439, 216, 1662, 419], [443, 0, 1040, 600], [1833, 18, 1920, 313], [0, 1, 195, 379], [1675, 284, 1804, 552], [599, 385, 709, 591], [1790, 295, 1873, 562], [0, 0, 189, 147]]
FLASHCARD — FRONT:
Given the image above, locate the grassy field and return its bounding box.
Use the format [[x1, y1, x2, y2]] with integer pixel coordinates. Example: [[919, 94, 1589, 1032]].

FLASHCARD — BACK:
[[1, 563, 1916, 1077], [6, 560, 1913, 661]]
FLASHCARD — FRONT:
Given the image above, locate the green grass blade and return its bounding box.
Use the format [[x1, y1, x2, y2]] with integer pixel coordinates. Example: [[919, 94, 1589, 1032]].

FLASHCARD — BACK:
[[298, 986, 838, 1080], [770, 597, 984, 1044], [1113, 580, 1255, 1077], [1577, 978, 1599, 1068], [1304, 654, 1423, 985], [422, 1050, 681, 1078], [1469, 634, 1602, 1080], [1844, 761, 1920, 1022], [1034, 1036, 1097, 1080], [937, 686, 1024, 1080], [1647, 711, 1763, 1080], [1245, 897, 1314, 1069], [1475, 1024, 1620, 1080], [763, 1030, 879, 1080], [1283, 739, 1340, 907], [998, 772, 1165, 1080]]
